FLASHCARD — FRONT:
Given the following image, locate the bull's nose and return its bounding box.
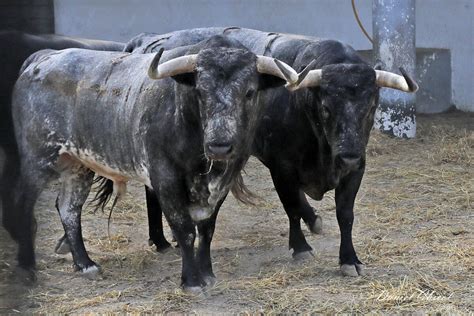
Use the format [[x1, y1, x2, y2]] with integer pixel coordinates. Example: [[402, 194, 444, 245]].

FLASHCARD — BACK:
[[336, 153, 361, 170], [206, 142, 233, 160]]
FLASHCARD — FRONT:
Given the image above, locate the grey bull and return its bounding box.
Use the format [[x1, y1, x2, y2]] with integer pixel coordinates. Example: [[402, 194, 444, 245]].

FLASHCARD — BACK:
[[9, 35, 302, 292]]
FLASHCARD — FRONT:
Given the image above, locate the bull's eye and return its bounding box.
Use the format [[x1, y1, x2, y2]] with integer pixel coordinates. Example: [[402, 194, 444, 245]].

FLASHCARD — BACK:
[[321, 106, 331, 120], [245, 89, 255, 99]]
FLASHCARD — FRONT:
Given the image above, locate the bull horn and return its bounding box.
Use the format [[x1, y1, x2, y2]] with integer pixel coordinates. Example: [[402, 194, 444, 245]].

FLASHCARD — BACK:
[[375, 67, 419, 92], [286, 59, 323, 91], [256, 56, 298, 85], [289, 69, 323, 91], [148, 48, 198, 80]]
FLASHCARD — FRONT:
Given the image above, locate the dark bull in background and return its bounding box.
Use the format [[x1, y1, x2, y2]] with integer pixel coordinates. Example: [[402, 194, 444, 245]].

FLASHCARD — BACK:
[[0, 30, 125, 311], [120, 27, 418, 277], [0, 30, 125, 216]]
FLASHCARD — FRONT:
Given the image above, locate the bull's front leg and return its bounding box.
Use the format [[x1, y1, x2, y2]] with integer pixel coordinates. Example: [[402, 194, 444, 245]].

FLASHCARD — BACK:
[[151, 169, 205, 293], [298, 192, 323, 235], [196, 197, 225, 287], [335, 169, 364, 277]]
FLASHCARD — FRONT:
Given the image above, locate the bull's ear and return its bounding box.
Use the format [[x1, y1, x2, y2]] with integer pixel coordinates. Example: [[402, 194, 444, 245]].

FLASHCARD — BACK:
[[171, 73, 196, 86], [258, 74, 286, 91], [374, 59, 384, 71]]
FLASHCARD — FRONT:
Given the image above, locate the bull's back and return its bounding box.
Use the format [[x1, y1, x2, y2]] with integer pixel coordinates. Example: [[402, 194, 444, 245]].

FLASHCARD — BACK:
[[13, 49, 155, 151], [127, 27, 319, 57], [34, 33, 125, 51], [0, 30, 124, 146], [0, 30, 124, 106], [1, 30, 124, 90]]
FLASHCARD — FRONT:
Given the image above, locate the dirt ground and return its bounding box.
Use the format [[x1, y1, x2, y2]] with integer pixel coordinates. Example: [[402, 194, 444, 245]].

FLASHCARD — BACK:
[[1, 111, 473, 314]]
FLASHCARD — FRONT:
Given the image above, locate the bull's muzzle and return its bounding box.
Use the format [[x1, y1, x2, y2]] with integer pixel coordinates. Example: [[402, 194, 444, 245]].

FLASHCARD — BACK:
[[206, 142, 233, 161], [336, 153, 362, 171]]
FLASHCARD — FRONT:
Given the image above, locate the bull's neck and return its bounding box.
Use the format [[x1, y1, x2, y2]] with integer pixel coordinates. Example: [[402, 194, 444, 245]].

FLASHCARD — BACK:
[[174, 84, 202, 128], [144, 82, 205, 173]]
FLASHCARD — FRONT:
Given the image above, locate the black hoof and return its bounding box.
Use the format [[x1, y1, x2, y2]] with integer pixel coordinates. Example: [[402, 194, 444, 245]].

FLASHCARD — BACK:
[[79, 264, 102, 280], [203, 275, 217, 287], [289, 240, 313, 258], [55, 235, 71, 254], [14, 266, 37, 285], [182, 285, 205, 296], [306, 215, 323, 234], [157, 242, 172, 252], [148, 239, 172, 253], [340, 263, 365, 276], [292, 250, 315, 261]]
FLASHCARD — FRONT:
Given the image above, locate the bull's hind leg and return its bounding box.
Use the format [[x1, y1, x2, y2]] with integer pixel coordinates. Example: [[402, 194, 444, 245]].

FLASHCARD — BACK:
[[145, 186, 171, 252], [1, 142, 20, 225], [54, 232, 71, 254], [56, 165, 97, 278], [1, 143, 22, 240], [7, 163, 55, 281], [270, 170, 314, 259], [53, 196, 71, 255]]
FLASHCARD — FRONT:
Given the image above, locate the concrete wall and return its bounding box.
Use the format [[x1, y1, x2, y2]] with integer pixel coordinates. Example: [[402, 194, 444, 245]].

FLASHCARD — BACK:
[[54, 0, 473, 112], [0, 0, 54, 33], [415, 0, 472, 112], [360, 48, 452, 114]]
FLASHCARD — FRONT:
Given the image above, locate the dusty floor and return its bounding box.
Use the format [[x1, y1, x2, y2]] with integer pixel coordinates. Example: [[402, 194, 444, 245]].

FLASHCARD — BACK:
[[1, 112, 473, 314]]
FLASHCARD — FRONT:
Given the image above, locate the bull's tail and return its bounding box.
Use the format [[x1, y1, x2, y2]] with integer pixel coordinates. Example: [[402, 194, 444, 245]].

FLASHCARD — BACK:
[[91, 172, 257, 210], [90, 176, 122, 237], [90, 176, 114, 212], [230, 171, 259, 206]]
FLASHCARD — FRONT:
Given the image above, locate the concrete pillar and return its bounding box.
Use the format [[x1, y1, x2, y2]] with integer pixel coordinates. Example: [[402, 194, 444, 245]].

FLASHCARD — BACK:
[[372, 0, 416, 138]]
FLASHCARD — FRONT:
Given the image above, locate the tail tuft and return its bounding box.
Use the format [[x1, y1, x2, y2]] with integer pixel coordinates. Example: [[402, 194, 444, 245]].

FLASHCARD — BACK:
[[91, 176, 114, 212]]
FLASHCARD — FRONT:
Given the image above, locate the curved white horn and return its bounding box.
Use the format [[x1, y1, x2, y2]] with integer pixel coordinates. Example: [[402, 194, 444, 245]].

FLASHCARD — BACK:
[[291, 69, 323, 91], [256, 56, 298, 85], [148, 48, 198, 80], [375, 67, 419, 92]]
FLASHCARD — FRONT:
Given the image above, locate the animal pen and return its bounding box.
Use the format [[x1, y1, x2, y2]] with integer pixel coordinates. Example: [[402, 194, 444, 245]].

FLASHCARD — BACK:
[[0, 0, 472, 314], [1, 112, 472, 313]]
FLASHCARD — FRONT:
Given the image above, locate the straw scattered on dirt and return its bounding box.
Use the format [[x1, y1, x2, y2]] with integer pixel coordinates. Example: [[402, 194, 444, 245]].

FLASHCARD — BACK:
[[0, 111, 472, 314]]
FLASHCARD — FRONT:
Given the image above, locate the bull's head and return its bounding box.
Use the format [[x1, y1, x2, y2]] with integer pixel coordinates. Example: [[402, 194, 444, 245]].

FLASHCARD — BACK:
[[291, 61, 418, 177], [148, 42, 298, 162]]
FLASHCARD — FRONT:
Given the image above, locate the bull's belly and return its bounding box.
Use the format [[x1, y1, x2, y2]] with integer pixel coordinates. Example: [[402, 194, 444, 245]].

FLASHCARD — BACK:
[[57, 145, 151, 194], [302, 185, 325, 201], [300, 174, 336, 201]]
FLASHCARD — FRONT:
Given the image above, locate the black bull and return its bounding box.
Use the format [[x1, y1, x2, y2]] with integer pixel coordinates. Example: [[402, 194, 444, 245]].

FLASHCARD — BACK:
[[0, 30, 124, 223], [120, 27, 418, 277], [8, 35, 301, 291]]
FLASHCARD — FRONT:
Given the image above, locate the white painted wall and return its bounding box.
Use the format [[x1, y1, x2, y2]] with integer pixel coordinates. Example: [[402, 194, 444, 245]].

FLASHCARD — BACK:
[[54, 0, 473, 111]]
